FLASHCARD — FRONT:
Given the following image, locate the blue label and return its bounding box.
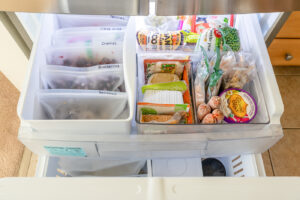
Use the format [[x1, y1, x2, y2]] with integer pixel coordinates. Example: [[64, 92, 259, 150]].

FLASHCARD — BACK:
[[44, 146, 86, 157]]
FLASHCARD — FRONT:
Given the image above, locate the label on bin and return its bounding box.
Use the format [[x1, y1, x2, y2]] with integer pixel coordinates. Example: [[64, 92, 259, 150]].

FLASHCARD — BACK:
[[44, 146, 86, 157]]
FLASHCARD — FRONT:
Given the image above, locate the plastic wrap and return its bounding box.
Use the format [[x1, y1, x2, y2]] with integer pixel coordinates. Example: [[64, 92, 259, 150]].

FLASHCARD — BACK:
[[144, 59, 187, 82], [194, 47, 210, 108], [206, 48, 223, 101], [221, 51, 256, 90], [143, 90, 184, 104], [141, 81, 187, 94]]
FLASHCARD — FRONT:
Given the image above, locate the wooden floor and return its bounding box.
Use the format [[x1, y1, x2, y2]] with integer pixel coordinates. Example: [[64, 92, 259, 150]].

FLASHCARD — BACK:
[[0, 72, 24, 177]]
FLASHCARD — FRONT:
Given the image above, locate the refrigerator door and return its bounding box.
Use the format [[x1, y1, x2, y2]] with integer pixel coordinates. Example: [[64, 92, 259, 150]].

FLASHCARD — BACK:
[[0, 0, 149, 15], [155, 0, 300, 15], [1, 177, 300, 200], [0, 0, 300, 15]]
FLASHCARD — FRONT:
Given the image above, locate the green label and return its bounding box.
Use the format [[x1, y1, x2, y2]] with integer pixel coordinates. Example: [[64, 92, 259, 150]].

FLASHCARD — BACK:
[[141, 107, 157, 115], [161, 64, 176, 73], [175, 104, 188, 112], [44, 146, 86, 157]]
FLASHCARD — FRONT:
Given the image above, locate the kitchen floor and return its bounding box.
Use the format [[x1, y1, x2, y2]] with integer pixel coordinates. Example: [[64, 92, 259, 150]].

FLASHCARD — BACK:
[[262, 65, 300, 176]]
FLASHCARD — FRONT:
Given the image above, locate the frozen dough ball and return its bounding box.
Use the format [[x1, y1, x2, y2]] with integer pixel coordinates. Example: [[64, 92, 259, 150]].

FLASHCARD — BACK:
[[202, 113, 216, 124], [212, 109, 224, 123], [197, 103, 211, 121], [208, 96, 221, 110]]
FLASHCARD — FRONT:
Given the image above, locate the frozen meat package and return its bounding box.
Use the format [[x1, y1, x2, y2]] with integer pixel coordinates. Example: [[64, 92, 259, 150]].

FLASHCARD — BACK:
[[38, 90, 128, 120], [41, 64, 124, 91], [46, 45, 123, 67], [52, 27, 125, 47]]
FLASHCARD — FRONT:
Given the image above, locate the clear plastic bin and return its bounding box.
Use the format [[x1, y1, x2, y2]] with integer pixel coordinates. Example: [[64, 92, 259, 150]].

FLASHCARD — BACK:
[[135, 52, 269, 134]]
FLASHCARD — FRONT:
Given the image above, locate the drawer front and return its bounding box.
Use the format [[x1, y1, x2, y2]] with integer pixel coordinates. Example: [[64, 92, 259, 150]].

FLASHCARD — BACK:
[[269, 39, 300, 66], [277, 12, 300, 38]]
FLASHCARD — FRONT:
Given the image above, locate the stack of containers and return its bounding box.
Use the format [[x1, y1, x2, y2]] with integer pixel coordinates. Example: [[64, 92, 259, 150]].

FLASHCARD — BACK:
[[38, 16, 130, 124]]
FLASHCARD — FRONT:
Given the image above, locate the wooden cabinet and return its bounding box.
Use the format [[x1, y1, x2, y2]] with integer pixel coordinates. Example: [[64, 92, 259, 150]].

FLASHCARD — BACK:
[[268, 12, 300, 66]]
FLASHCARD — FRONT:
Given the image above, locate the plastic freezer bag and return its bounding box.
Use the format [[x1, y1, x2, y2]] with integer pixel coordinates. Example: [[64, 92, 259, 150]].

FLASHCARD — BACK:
[[57, 15, 129, 28], [58, 158, 146, 177], [52, 28, 125, 47], [39, 90, 127, 119], [46, 46, 123, 67], [41, 64, 124, 91]]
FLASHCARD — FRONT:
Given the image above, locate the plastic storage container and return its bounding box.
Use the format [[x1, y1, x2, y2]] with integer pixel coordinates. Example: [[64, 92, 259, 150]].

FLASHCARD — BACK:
[[17, 14, 136, 135]]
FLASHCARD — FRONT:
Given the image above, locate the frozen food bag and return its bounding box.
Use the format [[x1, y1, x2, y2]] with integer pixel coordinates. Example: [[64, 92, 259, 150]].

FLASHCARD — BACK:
[[195, 28, 223, 58], [137, 102, 190, 115], [137, 103, 190, 124], [52, 28, 125, 47], [141, 81, 187, 94], [223, 51, 255, 89], [144, 59, 188, 82], [140, 113, 183, 124], [41, 64, 124, 91], [39, 90, 127, 119], [206, 47, 223, 101], [46, 45, 123, 67], [218, 26, 240, 52], [194, 46, 210, 107]]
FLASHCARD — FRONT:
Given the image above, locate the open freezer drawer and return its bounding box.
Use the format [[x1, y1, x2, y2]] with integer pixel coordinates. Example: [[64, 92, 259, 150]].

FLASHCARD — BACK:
[[18, 13, 284, 159]]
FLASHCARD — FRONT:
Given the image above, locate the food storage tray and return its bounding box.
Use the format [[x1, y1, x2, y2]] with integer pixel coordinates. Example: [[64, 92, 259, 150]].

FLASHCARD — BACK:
[[17, 14, 136, 135], [135, 16, 270, 134]]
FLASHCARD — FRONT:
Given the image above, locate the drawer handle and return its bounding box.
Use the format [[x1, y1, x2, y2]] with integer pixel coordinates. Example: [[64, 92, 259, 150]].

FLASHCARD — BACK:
[[285, 53, 293, 61]]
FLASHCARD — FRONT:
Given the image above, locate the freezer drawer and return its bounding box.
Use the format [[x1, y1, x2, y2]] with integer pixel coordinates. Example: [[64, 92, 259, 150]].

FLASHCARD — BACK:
[[18, 13, 284, 159], [35, 154, 265, 177]]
